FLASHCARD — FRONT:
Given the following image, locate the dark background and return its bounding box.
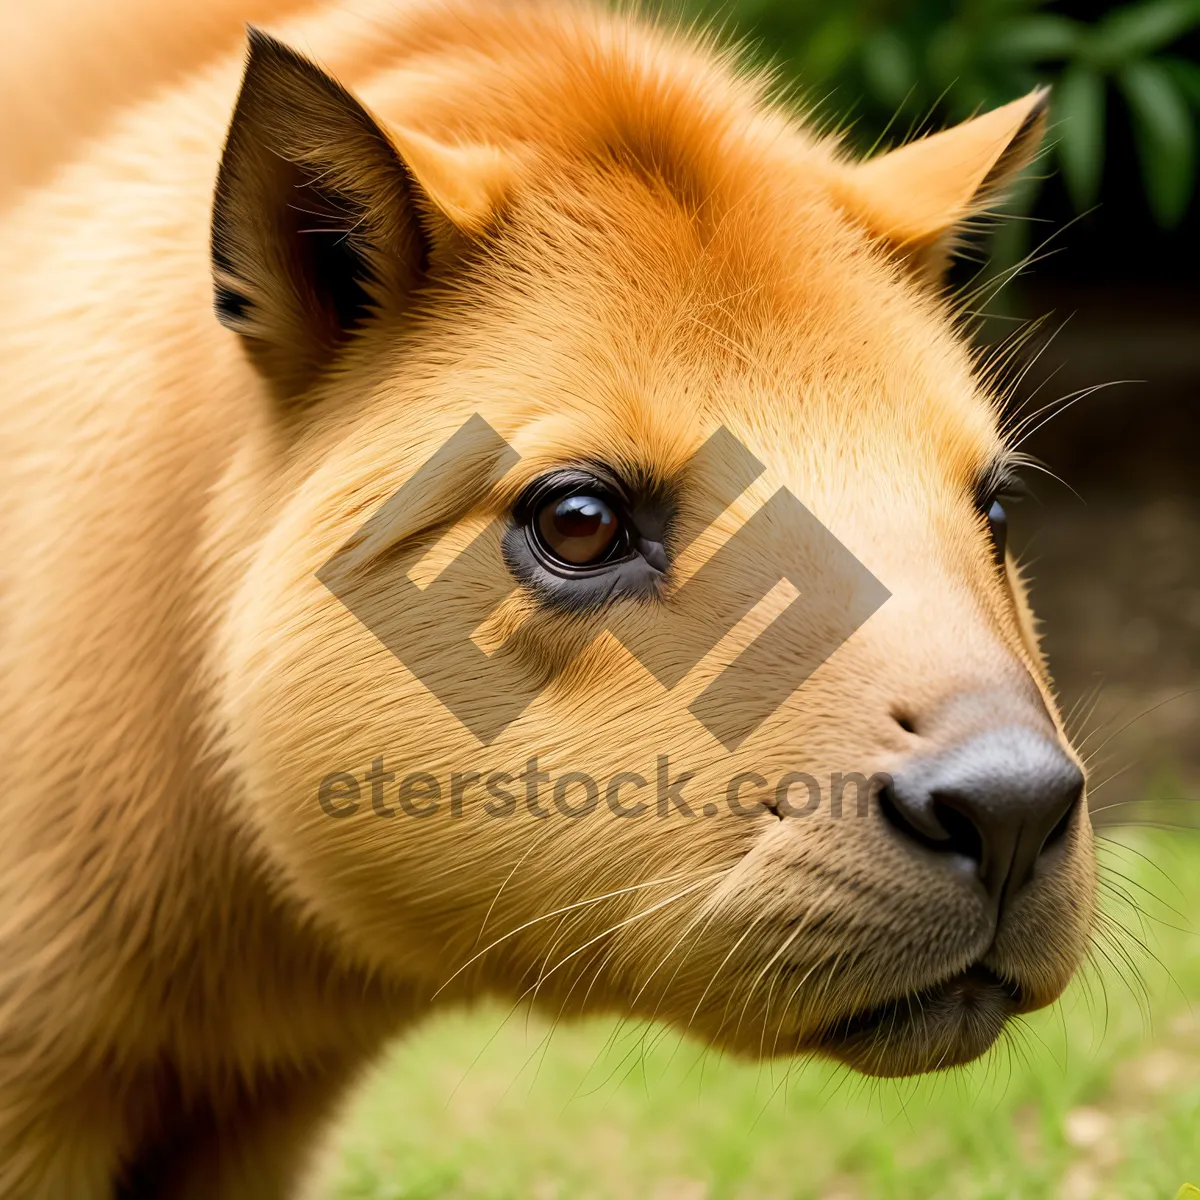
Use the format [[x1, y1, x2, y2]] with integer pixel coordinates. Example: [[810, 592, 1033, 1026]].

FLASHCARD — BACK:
[[677, 0, 1200, 817]]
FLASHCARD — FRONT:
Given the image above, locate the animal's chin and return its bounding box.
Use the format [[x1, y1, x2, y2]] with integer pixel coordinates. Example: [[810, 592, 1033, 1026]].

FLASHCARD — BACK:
[[814, 964, 1024, 1078]]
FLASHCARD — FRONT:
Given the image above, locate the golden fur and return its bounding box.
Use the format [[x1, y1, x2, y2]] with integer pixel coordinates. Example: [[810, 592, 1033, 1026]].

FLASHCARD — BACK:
[[0, 1, 1094, 1195]]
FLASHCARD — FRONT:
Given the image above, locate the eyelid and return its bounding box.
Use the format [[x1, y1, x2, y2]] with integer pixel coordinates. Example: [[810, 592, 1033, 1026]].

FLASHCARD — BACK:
[[990, 475, 1028, 506], [517, 465, 631, 516], [973, 457, 1026, 510]]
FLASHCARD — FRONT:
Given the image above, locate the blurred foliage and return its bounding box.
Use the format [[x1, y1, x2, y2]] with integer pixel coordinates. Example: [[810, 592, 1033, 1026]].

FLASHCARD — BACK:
[[682, 0, 1200, 229]]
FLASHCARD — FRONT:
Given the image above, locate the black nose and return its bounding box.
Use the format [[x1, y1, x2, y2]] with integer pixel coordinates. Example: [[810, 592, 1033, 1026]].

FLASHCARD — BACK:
[[881, 726, 1083, 906]]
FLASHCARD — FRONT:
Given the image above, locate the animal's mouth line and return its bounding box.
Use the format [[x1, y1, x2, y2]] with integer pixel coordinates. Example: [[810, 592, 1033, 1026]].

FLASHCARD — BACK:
[[815, 962, 1024, 1049]]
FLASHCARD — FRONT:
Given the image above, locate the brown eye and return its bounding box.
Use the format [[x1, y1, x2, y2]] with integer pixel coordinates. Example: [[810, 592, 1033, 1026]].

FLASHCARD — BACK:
[[535, 493, 625, 566]]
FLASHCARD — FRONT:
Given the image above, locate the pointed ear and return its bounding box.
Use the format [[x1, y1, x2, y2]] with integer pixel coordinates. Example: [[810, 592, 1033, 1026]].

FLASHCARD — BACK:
[[834, 89, 1050, 282], [212, 30, 513, 399]]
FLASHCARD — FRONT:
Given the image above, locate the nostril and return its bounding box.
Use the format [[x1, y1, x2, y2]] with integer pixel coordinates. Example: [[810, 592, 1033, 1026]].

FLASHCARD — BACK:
[[879, 781, 946, 852], [1041, 786, 1080, 850], [878, 781, 919, 843], [879, 780, 986, 864], [892, 710, 917, 735], [931, 798, 984, 865]]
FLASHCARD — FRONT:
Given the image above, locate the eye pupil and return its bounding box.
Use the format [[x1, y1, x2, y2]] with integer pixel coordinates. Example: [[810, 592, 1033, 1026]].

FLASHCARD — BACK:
[[553, 496, 608, 539], [536, 492, 625, 566]]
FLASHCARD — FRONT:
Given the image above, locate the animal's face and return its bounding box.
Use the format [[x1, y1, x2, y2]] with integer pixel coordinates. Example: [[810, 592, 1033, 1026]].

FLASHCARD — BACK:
[[216, 17, 1094, 1078]]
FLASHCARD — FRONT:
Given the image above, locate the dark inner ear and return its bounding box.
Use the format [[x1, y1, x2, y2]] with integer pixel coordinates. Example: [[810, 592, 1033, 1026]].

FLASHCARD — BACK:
[[212, 29, 427, 400], [307, 197, 377, 335], [274, 175, 379, 334], [213, 171, 379, 338]]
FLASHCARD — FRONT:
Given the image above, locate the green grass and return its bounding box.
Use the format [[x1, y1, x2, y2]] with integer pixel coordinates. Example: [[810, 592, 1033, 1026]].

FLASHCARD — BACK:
[[316, 832, 1200, 1200]]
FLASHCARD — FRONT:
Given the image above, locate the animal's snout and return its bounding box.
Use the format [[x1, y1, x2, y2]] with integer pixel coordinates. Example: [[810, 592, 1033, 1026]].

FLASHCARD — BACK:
[[881, 722, 1084, 910]]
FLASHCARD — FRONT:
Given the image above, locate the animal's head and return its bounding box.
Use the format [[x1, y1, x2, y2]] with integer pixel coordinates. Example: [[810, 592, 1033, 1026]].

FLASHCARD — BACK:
[[214, 5, 1095, 1077]]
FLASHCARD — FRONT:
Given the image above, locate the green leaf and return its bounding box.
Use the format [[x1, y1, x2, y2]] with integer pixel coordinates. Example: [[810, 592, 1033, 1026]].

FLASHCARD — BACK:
[[992, 15, 1083, 62], [1055, 66, 1107, 211], [1119, 58, 1196, 226], [1164, 54, 1200, 106], [1085, 0, 1200, 68], [926, 22, 971, 92], [1174, 1187, 1200, 1200], [861, 28, 914, 108], [797, 12, 861, 84]]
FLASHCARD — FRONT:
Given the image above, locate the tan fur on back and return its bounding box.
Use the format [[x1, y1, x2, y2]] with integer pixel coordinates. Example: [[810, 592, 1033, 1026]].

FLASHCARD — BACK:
[[0, 3, 1093, 1196]]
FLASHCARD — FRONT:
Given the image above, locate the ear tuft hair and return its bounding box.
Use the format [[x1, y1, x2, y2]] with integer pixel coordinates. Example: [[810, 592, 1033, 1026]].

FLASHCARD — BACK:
[[834, 89, 1050, 282]]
